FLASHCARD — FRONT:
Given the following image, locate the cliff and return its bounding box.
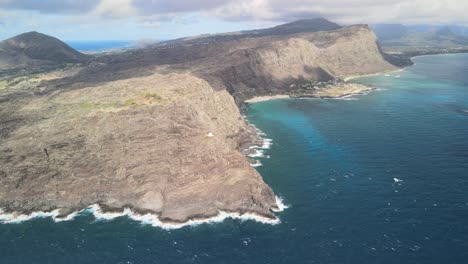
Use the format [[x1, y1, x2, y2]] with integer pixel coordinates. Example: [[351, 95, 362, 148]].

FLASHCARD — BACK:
[[0, 73, 278, 222], [195, 25, 398, 102]]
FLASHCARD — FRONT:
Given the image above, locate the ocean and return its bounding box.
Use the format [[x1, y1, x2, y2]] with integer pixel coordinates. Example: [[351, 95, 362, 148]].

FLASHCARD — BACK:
[[66, 41, 133, 52], [1, 54, 468, 263]]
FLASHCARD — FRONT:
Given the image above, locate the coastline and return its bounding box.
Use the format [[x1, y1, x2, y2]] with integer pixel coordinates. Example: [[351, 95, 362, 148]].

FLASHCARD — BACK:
[[243, 82, 377, 104], [343, 68, 404, 81], [409, 51, 468, 59], [0, 196, 288, 229], [244, 95, 290, 103]]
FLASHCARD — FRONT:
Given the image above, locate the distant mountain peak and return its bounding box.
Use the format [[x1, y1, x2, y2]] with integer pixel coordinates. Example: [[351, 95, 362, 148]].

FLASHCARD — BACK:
[[0, 31, 90, 69], [434, 26, 455, 36], [267, 18, 341, 34]]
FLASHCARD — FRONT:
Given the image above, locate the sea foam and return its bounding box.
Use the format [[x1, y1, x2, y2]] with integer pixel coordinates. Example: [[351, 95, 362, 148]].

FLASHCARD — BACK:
[[250, 160, 263, 167], [0, 209, 80, 224], [246, 124, 273, 159], [0, 196, 287, 229], [272, 196, 289, 212]]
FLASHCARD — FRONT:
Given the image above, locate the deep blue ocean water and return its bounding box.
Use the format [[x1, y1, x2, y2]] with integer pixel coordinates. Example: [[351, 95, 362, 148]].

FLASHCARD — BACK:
[[1, 54, 468, 263], [66, 41, 133, 52]]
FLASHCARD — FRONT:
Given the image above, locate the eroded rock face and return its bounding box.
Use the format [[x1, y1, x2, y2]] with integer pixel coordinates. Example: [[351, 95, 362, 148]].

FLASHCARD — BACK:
[[196, 25, 398, 103], [0, 73, 278, 222]]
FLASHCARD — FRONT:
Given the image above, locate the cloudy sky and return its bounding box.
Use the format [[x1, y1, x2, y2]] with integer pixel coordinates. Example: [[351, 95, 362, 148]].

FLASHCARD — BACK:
[[0, 0, 467, 41]]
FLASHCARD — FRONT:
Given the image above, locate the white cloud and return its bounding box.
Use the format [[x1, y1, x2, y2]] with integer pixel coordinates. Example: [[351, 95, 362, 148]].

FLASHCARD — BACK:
[[205, 0, 277, 21], [2, 0, 468, 25], [92, 0, 138, 18], [2, 0, 468, 41], [181, 0, 468, 25]]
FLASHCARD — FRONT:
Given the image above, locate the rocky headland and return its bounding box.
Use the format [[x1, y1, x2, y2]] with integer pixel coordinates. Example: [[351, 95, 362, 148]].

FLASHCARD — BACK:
[[0, 19, 403, 225]]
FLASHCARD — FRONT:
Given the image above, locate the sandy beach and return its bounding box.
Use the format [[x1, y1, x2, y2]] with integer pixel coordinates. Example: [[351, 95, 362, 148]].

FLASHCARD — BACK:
[[245, 83, 374, 103], [244, 95, 290, 103]]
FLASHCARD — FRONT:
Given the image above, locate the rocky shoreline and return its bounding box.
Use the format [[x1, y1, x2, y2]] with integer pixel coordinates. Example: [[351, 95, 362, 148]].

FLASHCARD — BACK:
[[1, 197, 288, 229]]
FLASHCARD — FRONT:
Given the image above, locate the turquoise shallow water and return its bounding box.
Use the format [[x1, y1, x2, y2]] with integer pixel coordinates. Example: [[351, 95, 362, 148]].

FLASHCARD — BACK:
[[1, 54, 468, 263]]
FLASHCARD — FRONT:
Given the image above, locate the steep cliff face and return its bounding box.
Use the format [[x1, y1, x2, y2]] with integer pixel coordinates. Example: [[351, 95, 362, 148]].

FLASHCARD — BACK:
[[308, 25, 397, 76], [196, 25, 397, 102], [0, 73, 278, 222]]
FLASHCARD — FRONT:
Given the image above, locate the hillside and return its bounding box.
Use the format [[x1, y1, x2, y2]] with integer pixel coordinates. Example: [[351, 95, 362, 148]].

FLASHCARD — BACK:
[[0, 31, 89, 70]]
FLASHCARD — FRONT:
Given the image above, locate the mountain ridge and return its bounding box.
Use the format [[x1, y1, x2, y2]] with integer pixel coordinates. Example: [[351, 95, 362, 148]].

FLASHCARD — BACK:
[[157, 18, 341, 46], [372, 23, 468, 49]]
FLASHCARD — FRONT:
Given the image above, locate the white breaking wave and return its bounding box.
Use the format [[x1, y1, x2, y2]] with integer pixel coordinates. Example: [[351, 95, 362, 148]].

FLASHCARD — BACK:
[[272, 196, 289, 212], [0, 209, 80, 224], [89, 205, 280, 230], [246, 127, 272, 158], [248, 149, 265, 158], [0, 196, 288, 229], [249, 125, 271, 149], [339, 97, 359, 101], [261, 138, 273, 149], [250, 160, 262, 167]]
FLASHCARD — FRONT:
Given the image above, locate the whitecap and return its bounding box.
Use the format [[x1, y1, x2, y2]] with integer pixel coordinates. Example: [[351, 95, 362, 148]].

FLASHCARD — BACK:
[[1, 196, 288, 229], [250, 160, 262, 167], [272, 196, 289, 212], [0, 208, 79, 224], [248, 149, 265, 158], [261, 138, 273, 149]]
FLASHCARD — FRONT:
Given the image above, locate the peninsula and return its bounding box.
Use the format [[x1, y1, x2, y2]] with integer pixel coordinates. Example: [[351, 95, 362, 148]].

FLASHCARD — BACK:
[[0, 19, 404, 224]]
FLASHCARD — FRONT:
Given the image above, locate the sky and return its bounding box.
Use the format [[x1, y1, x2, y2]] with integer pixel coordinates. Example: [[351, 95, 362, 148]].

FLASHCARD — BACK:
[[0, 0, 467, 41]]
